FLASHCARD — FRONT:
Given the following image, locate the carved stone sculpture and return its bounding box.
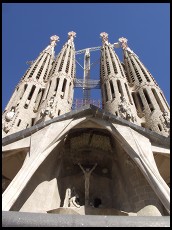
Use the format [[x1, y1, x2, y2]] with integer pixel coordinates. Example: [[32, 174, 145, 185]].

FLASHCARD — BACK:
[[5, 109, 15, 122], [118, 97, 135, 122], [78, 163, 97, 206], [163, 111, 170, 128]]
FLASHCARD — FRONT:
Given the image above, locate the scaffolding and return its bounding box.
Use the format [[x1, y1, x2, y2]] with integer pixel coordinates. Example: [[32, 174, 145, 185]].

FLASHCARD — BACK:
[[26, 44, 118, 109], [74, 79, 100, 89], [72, 99, 102, 109], [73, 46, 102, 108]]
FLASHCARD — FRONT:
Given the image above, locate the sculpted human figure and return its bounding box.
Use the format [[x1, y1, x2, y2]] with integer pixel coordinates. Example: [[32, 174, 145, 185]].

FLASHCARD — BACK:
[[119, 97, 135, 122], [3, 107, 17, 133], [63, 188, 71, 208], [78, 163, 97, 206], [163, 111, 170, 128], [63, 187, 80, 208], [5, 107, 16, 122], [69, 187, 80, 208], [70, 193, 80, 208], [40, 97, 55, 117]]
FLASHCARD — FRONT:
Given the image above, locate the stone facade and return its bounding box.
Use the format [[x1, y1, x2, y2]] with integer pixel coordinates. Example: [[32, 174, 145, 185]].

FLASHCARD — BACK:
[[34, 32, 76, 124], [2, 32, 76, 136], [100, 35, 170, 137], [2, 33, 170, 218], [2, 109, 170, 216], [2, 32, 170, 137]]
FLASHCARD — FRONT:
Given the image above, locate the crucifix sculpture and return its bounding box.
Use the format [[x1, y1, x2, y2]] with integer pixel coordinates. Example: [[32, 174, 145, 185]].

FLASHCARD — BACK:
[[78, 162, 97, 206]]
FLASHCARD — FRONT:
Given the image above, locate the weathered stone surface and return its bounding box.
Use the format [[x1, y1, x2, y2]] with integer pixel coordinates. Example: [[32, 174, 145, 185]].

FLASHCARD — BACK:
[[2, 211, 170, 227], [2, 34, 170, 221]]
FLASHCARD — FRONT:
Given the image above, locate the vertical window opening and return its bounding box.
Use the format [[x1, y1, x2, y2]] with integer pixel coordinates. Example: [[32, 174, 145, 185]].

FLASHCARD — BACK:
[[104, 83, 108, 102], [62, 79, 67, 93], [143, 89, 154, 112], [151, 88, 165, 112], [28, 85, 36, 100], [109, 80, 115, 98], [55, 78, 60, 92], [45, 80, 52, 99], [65, 51, 71, 74], [158, 124, 162, 131], [24, 84, 28, 91], [125, 83, 132, 104], [132, 92, 144, 112], [68, 82, 72, 101], [24, 85, 36, 109], [127, 60, 135, 82], [106, 61, 111, 75], [17, 119, 21, 127], [58, 110, 61, 116], [38, 89, 45, 110], [137, 92, 144, 111], [117, 80, 124, 97], [71, 63, 75, 78], [132, 92, 139, 111], [31, 118, 35, 126], [20, 84, 28, 99], [34, 88, 45, 112], [34, 89, 42, 104]]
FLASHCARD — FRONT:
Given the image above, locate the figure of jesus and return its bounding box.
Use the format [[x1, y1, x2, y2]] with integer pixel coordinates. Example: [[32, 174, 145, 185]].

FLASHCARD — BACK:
[[78, 162, 97, 206]]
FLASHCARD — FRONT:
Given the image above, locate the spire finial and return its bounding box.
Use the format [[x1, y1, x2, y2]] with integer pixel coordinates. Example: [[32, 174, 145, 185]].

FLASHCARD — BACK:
[[50, 35, 59, 47], [119, 37, 136, 56], [68, 31, 76, 42], [118, 37, 128, 49], [100, 32, 108, 44]]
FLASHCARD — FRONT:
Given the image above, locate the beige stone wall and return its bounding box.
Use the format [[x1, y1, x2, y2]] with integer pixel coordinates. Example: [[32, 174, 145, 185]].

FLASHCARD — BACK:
[[8, 125, 166, 215], [111, 142, 164, 215], [10, 146, 62, 212]]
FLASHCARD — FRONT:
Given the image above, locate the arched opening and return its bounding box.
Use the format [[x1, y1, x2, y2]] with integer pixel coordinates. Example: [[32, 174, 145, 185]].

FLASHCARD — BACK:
[[8, 125, 165, 216]]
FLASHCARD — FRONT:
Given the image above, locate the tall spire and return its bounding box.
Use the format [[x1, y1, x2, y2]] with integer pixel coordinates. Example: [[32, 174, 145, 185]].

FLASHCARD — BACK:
[[2, 35, 59, 136], [44, 35, 59, 55], [67, 31, 76, 44], [100, 32, 109, 45], [119, 37, 170, 136], [34, 31, 76, 124], [118, 37, 128, 49], [100, 32, 138, 123], [50, 35, 59, 46]]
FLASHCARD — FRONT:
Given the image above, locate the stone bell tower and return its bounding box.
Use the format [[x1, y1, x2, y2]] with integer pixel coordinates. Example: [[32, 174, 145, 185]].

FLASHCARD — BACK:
[[34, 31, 76, 124], [2, 32, 170, 227], [2, 35, 59, 137], [119, 37, 170, 136], [100, 32, 138, 124]]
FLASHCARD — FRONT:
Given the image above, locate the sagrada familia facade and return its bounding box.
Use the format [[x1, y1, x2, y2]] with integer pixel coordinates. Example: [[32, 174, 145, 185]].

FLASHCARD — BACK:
[[2, 32, 170, 223]]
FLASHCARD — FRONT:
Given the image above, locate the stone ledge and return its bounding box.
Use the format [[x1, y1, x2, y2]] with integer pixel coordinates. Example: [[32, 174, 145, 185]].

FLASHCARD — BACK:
[[2, 211, 170, 227], [2, 104, 170, 147], [47, 207, 129, 216]]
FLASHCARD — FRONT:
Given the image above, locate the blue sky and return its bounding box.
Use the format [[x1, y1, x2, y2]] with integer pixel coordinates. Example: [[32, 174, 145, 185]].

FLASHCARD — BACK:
[[2, 3, 170, 110]]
